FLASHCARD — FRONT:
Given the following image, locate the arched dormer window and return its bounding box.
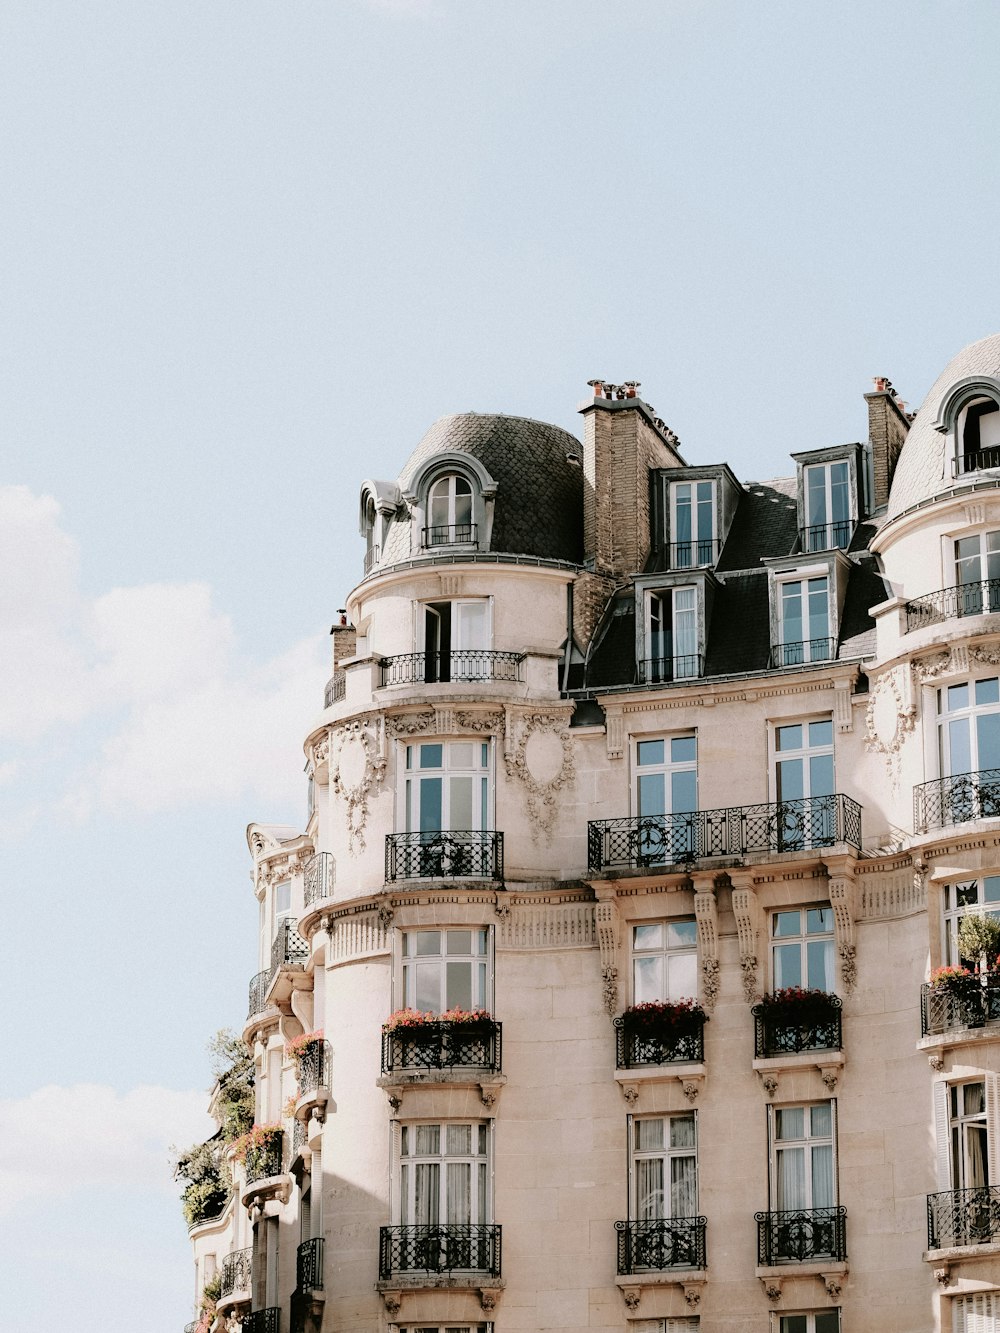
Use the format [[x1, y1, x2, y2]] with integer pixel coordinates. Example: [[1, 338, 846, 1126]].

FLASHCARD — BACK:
[[403, 453, 498, 556], [426, 473, 474, 546], [358, 479, 402, 577], [931, 377, 1000, 478]]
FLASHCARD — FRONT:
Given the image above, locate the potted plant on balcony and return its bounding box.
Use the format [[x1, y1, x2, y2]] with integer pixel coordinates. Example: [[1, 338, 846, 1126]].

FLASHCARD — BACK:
[[957, 914, 1000, 972], [231, 1122, 283, 1178], [618, 998, 708, 1065], [383, 1007, 493, 1036], [929, 964, 975, 996], [753, 987, 842, 1055]]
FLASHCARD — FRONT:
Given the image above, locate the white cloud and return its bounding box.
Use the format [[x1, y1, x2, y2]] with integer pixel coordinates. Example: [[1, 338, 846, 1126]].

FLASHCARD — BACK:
[[0, 1083, 213, 1215]]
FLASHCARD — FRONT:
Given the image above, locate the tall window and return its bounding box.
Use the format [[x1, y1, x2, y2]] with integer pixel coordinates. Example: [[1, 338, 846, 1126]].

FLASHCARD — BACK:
[[632, 921, 698, 1003], [404, 742, 491, 835], [942, 877, 1000, 966], [773, 720, 835, 850], [803, 461, 852, 551], [419, 600, 490, 682], [670, 481, 716, 567], [647, 589, 698, 681], [938, 679, 1000, 781], [632, 1114, 698, 1221], [272, 879, 292, 935], [770, 1102, 836, 1215], [634, 736, 697, 863], [771, 907, 835, 991], [427, 474, 475, 545], [776, 576, 831, 665], [952, 1292, 1000, 1331], [948, 1083, 989, 1193], [958, 395, 1000, 474], [401, 928, 490, 1012], [398, 1121, 490, 1235], [955, 531, 1000, 615]]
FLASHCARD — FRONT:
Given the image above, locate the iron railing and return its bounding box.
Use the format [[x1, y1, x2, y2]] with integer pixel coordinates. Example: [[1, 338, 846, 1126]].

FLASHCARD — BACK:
[[324, 672, 346, 707], [615, 1217, 707, 1272], [297, 1237, 324, 1291], [385, 830, 504, 882], [381, 1020, 501, 1075], [271, 919, 309, 976], [245, 1131, 284, 1184], [378, 1224, 501, 1279], [303, 851, 334, 907], [920, 973, 1000, 1036], [752, 997, 843, 1057], [904, 579, 1000, 632], [914, 768, 1000, 832], [665, 538, 719, 568], [927, 1186, 1000, 1249], [756, 1206, 847, 1264], [297, 1039, 332, 1094], [799, 520, 854, 552], [770, 638, 837, 668], [291, 1117, 307, 1159], [587, 795, 862, 871], [637, 655, 702, 684], [248, 969, 270, 1018], [380, 650, 524, 687], [614, 1015, 705, 1068], [220, 1247, 252, 1298], [185, 1323, 197, 1332], [243, 1311, 279, 1333], [364, 544, 380, 574], [955, 446, 1000, 475], [421, 522, 478, 547]]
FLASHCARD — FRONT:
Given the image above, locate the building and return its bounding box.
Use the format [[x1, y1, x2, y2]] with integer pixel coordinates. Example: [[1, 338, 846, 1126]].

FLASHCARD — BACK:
[[184, 336, 1000, 1333]]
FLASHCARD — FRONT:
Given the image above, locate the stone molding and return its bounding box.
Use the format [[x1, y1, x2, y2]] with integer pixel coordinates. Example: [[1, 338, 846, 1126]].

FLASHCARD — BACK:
[[595, 895, 620, 1015], [693, 875, 721, 1011], [329, 718, 386, 853], [857, 859, 925, 919], [496, 899, 596, 950], [865, 663, 916, 789], [503, 707, 576, 842]]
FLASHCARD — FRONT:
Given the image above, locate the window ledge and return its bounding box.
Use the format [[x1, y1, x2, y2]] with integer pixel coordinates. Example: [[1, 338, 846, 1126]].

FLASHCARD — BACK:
[[753, 1050, 845, 1096], [378, 1074, 507, 1113], [924, 1239, 1000, 1265], [615, 1064, 705, 1106]]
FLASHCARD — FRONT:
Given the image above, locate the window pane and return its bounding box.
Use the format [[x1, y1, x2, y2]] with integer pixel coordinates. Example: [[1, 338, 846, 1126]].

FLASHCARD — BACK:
[[976, 677, 1000, 705], [775, 1107, 804, 1140], [446, 1123, 472, 1155], [816, 1314, 841, 1333], [811, 1103, 832, 1136], [809, 719, 833, 747], [806, 939, 834, 990], [808, 753, 834, 797], [948, 683, 970, 711], [671, 768, 697, 812], [776, 724, 803, 752], [446, 931, 473, 955], [985, 876, 1000, 903], [634, 955, 663, 1003], [449, 775, 473, 829], [668, 952, 698, 999], [414, 962, 441, 1011], [634, 924, 664, 950], [415, 1125, 440, 1154], [414, 931, 441, 956], [949, 718, 972, 774], [450, 742, 474, 768], [780, 1317, 808, 1333], [978, 710, 1000, 770], [445, 962, 473, 1010], [670, 1114, 696, 1149], [637, 740, 665, 766], [773, 911, 802, 938], [419, 777, 443, 831], [811, 1143, 834, 1207], [635, 1118, 664, 1151], [667, 920, 698, 948], [806, 908, 832, 934], [637, 772, 666, 817], [419, 744, 443, 769], [671, 736, 697, 763]]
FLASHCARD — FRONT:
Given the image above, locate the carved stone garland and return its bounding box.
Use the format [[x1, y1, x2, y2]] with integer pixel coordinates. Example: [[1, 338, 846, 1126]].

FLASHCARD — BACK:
[[595, 897, 620, 1016], [329, 718, 386, 853], [864, 664, 916, 790], [829, 873, 858, 994], [504, 710, 576, 842], [694, 880, 721, 1012], [731, 884, 762, 1005]]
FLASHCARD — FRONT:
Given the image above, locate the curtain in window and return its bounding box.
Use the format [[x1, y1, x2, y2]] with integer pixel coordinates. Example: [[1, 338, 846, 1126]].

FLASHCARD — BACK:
[[636, 1158, 665, 1221], [776, 1146, 806, 1211]]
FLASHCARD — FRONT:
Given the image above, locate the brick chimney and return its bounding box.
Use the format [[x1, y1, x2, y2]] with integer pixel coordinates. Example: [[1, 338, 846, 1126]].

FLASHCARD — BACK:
[[330, 610, 357, 670], [864, 378, 911, 511]]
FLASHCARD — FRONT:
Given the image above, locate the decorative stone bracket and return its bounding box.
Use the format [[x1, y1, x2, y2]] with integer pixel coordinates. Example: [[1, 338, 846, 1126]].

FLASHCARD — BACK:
[[731, 878, 763, 1004], [693, 875, 722, 1011], [596, 895, 620, 1016], [824, 857, 858, 994], [755, 1055, 844, 1099], [760, 1276, 783, 1302]]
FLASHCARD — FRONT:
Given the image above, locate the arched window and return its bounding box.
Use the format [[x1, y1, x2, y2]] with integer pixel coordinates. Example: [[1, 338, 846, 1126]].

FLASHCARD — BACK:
[[957, 394, 1000, 474], [363, 496, 379, 573], [426, 474, 475, 546]]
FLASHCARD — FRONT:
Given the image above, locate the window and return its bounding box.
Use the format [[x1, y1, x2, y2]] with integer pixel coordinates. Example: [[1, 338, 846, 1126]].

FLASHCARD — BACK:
[[775, 1316, 840, 1333], [426, 474, 475, 546], [404, 741, 492, 835], [419, 600, 490, 682], [631, 1115, 698, 1221], [773, 720, 835, 850], [632, 1322, 699, 1333], [272, 879, 292, 934], [931, 1077, 1000, 1249], [775, 576, 832, 666], [363, 494, 379, 572], [803, 461, 852, 551], [634, 736, 698, 864], [955, 530, 1000, 614], [645, 588, 699, 681], [401, 928, 490, 1012], [949, 1082, 989, 1193], [957, 395, 1000, 474], [942, 877, 1000, 965], [632, 921, 698, 1003], [770, 1101, 837, 1217], [398, 1122, 491, 1267], [952, 1292, 1000, 1331], [398, 1327, 492, 1333], [670, 480, 716, 567], [938, 678, 1000, 790], [771, 908, 835, 991]]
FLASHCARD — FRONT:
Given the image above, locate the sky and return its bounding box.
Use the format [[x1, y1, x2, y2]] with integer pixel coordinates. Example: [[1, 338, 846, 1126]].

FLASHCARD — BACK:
[[2, 1, 1000, 1328]]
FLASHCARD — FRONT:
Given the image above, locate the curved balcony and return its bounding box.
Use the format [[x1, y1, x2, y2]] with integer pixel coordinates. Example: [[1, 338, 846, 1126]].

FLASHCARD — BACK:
[[381, 1019, 501, 1076], [920, 973, 1000, 1037], [379, 650, 523, 687], [756, 1206, 847, 1264], [955, 445, 1000, 476], [615, 1217, 706, 1273], [904, 578, 1000, 633], [303, 852, 334, 908], [323, 672, 346, 707], [385, 830, 503, 882], [243, 1311, 279, 1333], [248, 969, 270, 1019], [588, 795, 861, 872], [752, 996, 842, 1058], [378, 1223, 501, 1280], [614, 1012, 705, 1068], [421, 521, 478, 548], [914, 768, 1000, 832], [928, 1186, 1000, 1250], [219, 1246, 252, 1305]]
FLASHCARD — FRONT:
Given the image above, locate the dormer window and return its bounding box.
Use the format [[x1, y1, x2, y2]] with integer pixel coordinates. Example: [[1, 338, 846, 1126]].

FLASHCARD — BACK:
[[645, 588, 699, 682], [670, 480, 716, 568], [802, 460, 852, 551], [774, 573, 832, 666], [425, 474, 475, 547], [957, 395, 1000, 475]]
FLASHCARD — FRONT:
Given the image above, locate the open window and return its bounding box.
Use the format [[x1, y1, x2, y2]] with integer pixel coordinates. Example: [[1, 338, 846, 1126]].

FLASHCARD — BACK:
[[418, 599, 491, 682]]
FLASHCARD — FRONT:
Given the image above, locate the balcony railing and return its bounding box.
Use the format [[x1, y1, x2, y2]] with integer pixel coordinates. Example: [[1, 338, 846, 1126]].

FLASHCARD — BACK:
[[799, 520, 854, 552], [382, 1019, 501, 1075], [364, 544, 381, 574], [756, 1206, 847, 1264], [665, 538, 719, 569], [271, 919, 309, 976], [615, 1217, 707, 1272], [291, 1116, 307, 1159], [380, 650, 524, 687], [245, 1131, 284, 1185], [614, 1015, 705, 1068], [421, 522, 478, 547], [637, 655, 702, 685], [914, 768, 1000, 832], [303, 851, 335, 907], [378, 1224, 501, 1279], [587, 795, 862, 871], [243, 1311, 279, 1333], [770, 638, 837, 668], [920, 973, 1000, 1036], [927, 1186, 1000, 1249], [904, 579, 1000, 633], [955, 445, 1000, 476], [297, 1039, 332, 1094], [248, 969, 270, 1019], [752, 997, 843, 1057], [385, 830, 504, 882], [220, 1247, 252, 1298], [324, 671, 346, 707], [297, 1236, 324, 1291]]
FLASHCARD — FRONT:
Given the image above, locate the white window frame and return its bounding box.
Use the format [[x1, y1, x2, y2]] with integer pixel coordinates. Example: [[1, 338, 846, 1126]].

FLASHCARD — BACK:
[[394, 1120, 494, 1230], [631, 920, 699, 1004], [770, 906, 836, 993], [402, 739, 494, 835], [770, 1314, 841, 1333], [770, 718, 836, 850], [632, 734, 698, 864], [629, 1112, 699, 1222], [932, 1076, 1000, 1248], [426, 473, 476, 546], [775, 574, 832, 666], [397, 926, 492, 1014], [941, 876, 1000, 966], [669, 478, 716, 567], [802, 460, 852, 551], [937, 677, 1000, 782], [645, 587, 699, 681], [415, 598, 493, 683], [957, 394, 1000, 474], [768, 1100, 838, 1214]]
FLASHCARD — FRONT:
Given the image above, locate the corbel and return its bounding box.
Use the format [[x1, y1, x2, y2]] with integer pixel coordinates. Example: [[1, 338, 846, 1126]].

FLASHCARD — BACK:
[[730, 870, 762, 1005], [822, 1272, 844, 1297], [382, 1290, 402, 1318], [693, 874, 720, 1011], [834, 677, 853, 733], [683, 1280, 705, 1307], [620, 1285, 641, 1311], [760, 1277, 783, 1302], [823, 855, 858, 994], [606, 707, 625, 759], [595, 891, 620, 1017], [482, 482, 498, 549]]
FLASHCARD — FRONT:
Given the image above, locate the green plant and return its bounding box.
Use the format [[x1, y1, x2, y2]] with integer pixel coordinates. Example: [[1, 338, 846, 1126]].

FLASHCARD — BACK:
[[957, 913, 1000, 966], [201, 1273, 222, 1308], [230, 1122, 283, 1164], [930, 964, 974, 993], [210, 1029, 255, 1144], [174, 1137, 230, 1227]]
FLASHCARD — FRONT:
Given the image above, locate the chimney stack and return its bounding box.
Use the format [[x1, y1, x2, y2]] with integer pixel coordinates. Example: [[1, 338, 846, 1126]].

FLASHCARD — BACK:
[[864, 377, 911, 511]]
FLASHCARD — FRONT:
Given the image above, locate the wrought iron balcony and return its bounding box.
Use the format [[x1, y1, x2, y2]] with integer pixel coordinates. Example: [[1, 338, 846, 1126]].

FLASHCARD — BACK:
[[752, 997, 843, 1057], [324, 671, 346, 707], [243, 1310, 279, 1333], [421, 522, 478, 547], [637, 655, 702, 684], [665, 538, 719, 569], [297, 1236, 324, 1291], [920, 973, 1000, 1036], [927, 1186, 1000, 1249], [248, 969, 270, 1019], [378, 1223, 501, 1279], [385, 830, 504, 882], [587, 795, 862, 871], [756, 1206, 847, 1264], [770, 638, 837, 668], [381, 1019, 501, 1076], [245, 1131, 284, 1185], [291, 1116, 307, 1159], [271, 919, 309, 976], [297, 1039, 332, 1094], [614, 1014, 705, 1068], [303, 851, 334, 907], [364, 544, 381, 575], [185, 1322, 197, 1332], [904, 579, 1000, 632], [955, 445, 1000, 476], [799, 520, 854, 552], [914, 768, 1000, 832], [220, 1246, 252, 1298], [615, 1217, 707, 1272], [380, 649, 524, 687]]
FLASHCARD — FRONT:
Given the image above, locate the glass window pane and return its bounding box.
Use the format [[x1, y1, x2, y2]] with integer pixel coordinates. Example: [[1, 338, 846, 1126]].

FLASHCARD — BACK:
[[977, 710, 1000, 770], [774, 943, 801, 988], [667, 920, 698, 948], [667, 951, 698, 999], [637, 740, 665, 766], [634, 924, 664, 950], [634, 1119, 664, 1151], [976, 677, 1000, 705], [419, 744, 443, 769], [446, 1124, 472, 1155], [414, 932, 441, 956], [671, 768, 697, 812], [419, 777, 443, 832], [449, 742, 474, 768], [806, 908, 832, 934], [446, 931, 473, 955], [633, 955, 663, 1003], [956, 880, 980, 908], [811, 1103, 832, 1137], [446, 961, 473, 1010], [815, 1314, 841, 1333], [776, 757, 804, 802], [671, 736, 697, 763], [985, 876, 1000, 903], [948, 718, 972, 774], [773, 911, 802, 938], [670, 1114, 696, 1148], [780, 1318, 808, 1333], [809, 720, 833, 747], [775, 1107, 804, 1140], [806, 939, 834, 990], [637, 772, 666, 817], [415, 1124, 440, 1154], [449, 776, 473, 829], [809, 753, 834, 797], [948, 683, 970, 711], [414, 962, 441, 1011]]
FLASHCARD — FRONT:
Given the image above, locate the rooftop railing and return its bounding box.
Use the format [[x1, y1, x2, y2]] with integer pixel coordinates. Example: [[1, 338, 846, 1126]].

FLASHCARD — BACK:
[[770, 638, 837, 668], [927, 1186, 1000, 1249], [615, 1217, 707, 1273], [381, 1019, 501, 1076], [380, 650, 524, 687], [421, 522, 478, 548], [637, 655, 702, 685], [920, 973, 1000, 1037], [905, 579, 1000, 632], [587, 795, 862, 872], [385, 830, 503, 882], [756, 1206, 847, 1264], [799, 520, 854, 552], [378, 1223, 501, 1279], [914, 768, 1000, 832], [303, 851, 334, 907], [220, 1247, 252, 1298]]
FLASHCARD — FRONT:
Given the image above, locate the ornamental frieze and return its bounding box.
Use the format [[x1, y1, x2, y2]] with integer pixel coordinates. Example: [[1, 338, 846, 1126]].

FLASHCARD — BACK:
[[503, 709, 576, 842], [329, 718, 386, 854], [864, 664, 916, 789]]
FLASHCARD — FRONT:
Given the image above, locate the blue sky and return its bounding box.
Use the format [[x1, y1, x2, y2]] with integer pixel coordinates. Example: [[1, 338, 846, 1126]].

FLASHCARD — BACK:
[[3, 2, 1000, 1328]]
